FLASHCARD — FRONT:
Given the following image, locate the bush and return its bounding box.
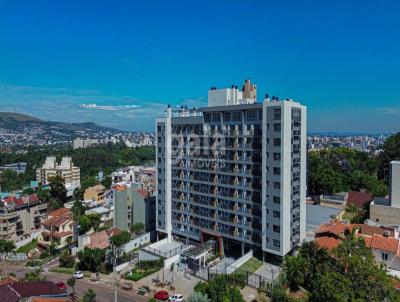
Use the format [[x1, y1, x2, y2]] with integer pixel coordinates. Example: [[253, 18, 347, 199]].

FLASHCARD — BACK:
[[59, 252, 75, 268], [138, 258, 164, 270]]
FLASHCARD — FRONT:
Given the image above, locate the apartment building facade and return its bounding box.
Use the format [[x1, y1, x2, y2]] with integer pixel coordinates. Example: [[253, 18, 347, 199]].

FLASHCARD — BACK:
[[0, 194, 47, 242], [113, 184, 156, 234], [36, 156, 80, 187], [156, 80, 306, 257]]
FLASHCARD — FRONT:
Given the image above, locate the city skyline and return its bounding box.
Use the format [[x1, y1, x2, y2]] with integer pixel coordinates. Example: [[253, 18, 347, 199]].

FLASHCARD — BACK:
[[1, 0, 400, 133]]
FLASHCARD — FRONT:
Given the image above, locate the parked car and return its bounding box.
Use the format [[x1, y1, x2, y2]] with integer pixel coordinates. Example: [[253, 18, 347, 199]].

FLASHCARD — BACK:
[[121, 282, 133, 290], [138, 287, 148, 296], [73, 271, 84, 279], [154, 290, 169, 301], [169, 294, 184, 302], [55, 281, 67, 291]]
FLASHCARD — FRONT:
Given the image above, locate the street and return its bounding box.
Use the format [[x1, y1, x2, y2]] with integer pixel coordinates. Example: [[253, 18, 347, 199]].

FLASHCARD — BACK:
[[0, 264, 148, 302]]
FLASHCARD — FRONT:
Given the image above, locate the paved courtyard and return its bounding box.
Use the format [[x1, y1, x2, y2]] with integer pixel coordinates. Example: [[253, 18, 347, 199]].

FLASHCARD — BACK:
[[254, 262, 281, 281]]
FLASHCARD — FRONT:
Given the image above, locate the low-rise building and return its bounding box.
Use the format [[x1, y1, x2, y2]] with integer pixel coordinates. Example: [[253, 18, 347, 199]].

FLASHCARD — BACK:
[[84, 184, 105, 202], [0, 194, 47, 242], [0, 281, 68, 302], [111, 166, 156, 192], [85, 206, 112, 222], [370, 161, 400, 226], [38, 208, 76, 250], [314, 220, 400, 271]]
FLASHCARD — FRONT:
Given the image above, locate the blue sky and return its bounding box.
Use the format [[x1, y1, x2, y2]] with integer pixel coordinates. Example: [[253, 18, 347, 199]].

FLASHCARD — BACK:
[[0, 0, 399, 132]]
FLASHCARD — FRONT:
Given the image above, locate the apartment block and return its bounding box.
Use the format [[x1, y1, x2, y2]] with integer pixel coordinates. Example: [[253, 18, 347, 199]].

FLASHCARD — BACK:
[[36, 156, 80, 187], [0, 194, 47, 242], [113, 184, 156, 234], [156, 80, 307, 257]]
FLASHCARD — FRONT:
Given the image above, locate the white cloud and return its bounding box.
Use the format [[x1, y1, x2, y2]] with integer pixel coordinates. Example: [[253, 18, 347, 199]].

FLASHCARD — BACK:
[[379, 107, 400, 115], [79, 103, 142, 111]]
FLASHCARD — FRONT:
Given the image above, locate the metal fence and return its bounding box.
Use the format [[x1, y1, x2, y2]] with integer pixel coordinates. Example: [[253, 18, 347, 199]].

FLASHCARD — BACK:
[[0, 252, 27, 261]]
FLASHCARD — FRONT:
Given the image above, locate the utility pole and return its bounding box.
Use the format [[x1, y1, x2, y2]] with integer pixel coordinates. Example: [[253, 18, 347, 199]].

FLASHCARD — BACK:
[[113, 245, 118, 302]]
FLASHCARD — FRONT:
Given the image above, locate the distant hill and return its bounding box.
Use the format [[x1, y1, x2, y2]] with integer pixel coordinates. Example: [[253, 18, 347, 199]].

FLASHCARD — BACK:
[[0, 111, 123, 133]]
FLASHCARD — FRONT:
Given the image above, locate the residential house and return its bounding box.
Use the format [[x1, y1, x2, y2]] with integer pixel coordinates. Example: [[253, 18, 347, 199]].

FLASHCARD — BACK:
[[0, 281, 68, 302], [85, 227, 121, 250], [38, 208, 75, 250], [314, 220, 400, 271]]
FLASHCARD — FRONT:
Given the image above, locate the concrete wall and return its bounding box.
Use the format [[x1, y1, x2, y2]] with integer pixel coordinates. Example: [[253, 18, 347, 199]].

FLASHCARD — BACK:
[[389, 161, 400, 208], [226, 250, 253, 274], [121, 232, 151, 253], [370, 202, 400, 226]]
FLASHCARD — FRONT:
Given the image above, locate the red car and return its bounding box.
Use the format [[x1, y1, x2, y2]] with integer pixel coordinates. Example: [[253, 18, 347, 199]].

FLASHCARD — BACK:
[[154, 290, 169, 301], [56, 281, 68, 291]]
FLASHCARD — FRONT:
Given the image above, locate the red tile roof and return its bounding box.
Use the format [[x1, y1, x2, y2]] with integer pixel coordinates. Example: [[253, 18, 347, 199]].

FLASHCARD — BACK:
[[10, 281, 64, 297], [48, 207, 70, 218], [347, 191, 373, 209], [42, 215, 71, 228], [370, 235, 399, 253], [315, 220, 347, 237], [0, 276, 18, 286], [87, 230, 110, 249], [31, 298, 72, 302], [350, 224, 395, 237], [14, 198, 24, 206], [315, 237, 341, 251], [0, 285, 19, 302], [106, 227, 122, 237]]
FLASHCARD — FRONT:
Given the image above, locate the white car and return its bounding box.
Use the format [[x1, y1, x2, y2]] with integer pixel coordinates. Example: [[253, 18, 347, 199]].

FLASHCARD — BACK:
[[73, 271, 84, 279], [169, 294, 184, 302]]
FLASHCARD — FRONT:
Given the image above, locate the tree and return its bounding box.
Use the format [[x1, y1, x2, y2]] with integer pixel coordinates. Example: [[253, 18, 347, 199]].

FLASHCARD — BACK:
[[0, 239, 15, 253], [71, 199, 86, 220], [59, 252, 75, 268], [130, 222, 145, 235], [82, 288, 96, 302], [187, 292, 209, 302], [110, 230, 131, 248], [77, 248, 107, 272], [24, 269, 45, 281], [283, 255, 306, 291], [79, 214, 101, 234], [48, 175, 67, 204], [378, 132, 400, 183], [67, 277, 76, 297], [73, 187, 84, 202], [101, 176, 112, 190], [194, 275, 245, 302]]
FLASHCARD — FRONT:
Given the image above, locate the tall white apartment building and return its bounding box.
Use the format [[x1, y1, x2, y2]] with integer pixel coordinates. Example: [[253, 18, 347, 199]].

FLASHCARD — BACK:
[[36, 156, 80, 188], [156, 80, 307, 257]]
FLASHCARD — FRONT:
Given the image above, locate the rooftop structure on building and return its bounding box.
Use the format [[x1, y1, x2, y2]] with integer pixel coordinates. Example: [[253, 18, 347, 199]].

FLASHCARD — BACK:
[[370, 161, 400, 226], [156, 79, 307, 257], [111, 165, 156, 192]]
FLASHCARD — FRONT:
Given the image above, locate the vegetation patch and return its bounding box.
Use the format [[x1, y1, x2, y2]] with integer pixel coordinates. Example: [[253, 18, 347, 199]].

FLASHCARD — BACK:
[[234, 256, 263, 275], [16, 239, 38, 254]]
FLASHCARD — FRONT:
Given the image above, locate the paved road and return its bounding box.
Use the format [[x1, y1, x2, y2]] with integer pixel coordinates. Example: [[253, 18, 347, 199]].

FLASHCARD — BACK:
[[0, 264, 148, 302]]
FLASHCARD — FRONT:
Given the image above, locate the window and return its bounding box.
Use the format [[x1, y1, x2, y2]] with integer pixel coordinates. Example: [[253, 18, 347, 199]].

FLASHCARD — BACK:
[[381, 252, 388, 261], [273, 108, 281, 120], [273, 138, 281, 146], [204, 113, 211, 122], [273, 239, 280, 248], [273, 196, 280, 204], [273, 182, 280, 189], [273, 225, 280, 233], [273, 153, 281, 160], [212, 112, 221, 122], [274, 123, 281, 132], [273, 167, 281, 175], [273, 211, 280, 218], [232, 111, 241, 121], [223, 112, 231, 122], [246, 110, 257, 122]]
